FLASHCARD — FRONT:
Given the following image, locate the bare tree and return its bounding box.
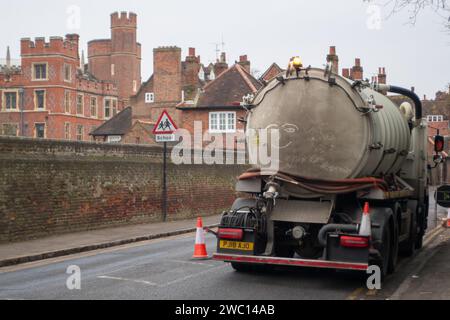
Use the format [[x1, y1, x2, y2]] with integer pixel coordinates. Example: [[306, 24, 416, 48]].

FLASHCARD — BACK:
[[370, 0, 450, 32]]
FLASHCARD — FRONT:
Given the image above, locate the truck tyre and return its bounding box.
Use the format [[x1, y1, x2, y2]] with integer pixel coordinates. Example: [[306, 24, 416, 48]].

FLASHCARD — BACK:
[[415, 203, 426, 250], [388, 220, 399, 274], [375, 224, 391, 280], [400, 210, 417, 257]]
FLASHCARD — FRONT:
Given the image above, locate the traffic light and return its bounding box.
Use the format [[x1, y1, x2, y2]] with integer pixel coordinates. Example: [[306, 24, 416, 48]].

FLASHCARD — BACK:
[[435, 135, 445, 153]]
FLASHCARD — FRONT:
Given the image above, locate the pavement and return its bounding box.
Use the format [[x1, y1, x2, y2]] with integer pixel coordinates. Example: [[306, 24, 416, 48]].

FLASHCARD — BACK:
[[0, 214, 221, 268]]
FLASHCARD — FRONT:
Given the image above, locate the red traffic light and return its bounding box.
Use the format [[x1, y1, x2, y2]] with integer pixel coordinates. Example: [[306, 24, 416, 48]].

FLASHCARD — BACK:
[[435, 135, 445, 153]]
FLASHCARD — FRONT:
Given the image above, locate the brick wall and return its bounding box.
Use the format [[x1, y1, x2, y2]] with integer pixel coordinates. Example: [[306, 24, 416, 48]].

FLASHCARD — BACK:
[[0, 137, 248, 242]]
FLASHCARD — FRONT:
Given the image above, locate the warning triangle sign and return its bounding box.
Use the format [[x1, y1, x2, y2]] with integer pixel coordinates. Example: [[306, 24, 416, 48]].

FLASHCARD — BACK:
[[153, 110, 178, 134]]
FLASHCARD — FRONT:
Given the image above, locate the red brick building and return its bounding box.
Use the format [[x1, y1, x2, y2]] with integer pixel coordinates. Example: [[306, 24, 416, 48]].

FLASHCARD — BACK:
[[0, 34, 118, 141], [177, 63, 263, 149], [88, 12, 142, 109]]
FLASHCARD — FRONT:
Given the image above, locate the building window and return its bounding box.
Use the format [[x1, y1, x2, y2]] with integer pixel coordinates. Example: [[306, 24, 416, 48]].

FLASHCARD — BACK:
[[76, 94, 84, 115], [145, 92, 155, 103], [76, 125, 83, 141], [64, 64, 71, 82], [35, 90, 46, 110], [2, 123, 18, 136], [111, 64, 115, 76], [133, 80, 137, 93], [64, 91, 71, 113], [209, 112, 236, 133], [112, 99, 117, 116], [90, 97, 97, 118], [32, 63, 48, 80], [35, 123, 45, 138], [3, 91, 18, 110], [104, 99, 111, 119], [427, 115, 444, 122], [64, 122, 70, 140], [107, 135, 122, 143]]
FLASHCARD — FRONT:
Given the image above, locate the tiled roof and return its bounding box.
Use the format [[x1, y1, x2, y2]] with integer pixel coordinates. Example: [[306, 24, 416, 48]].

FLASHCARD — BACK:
[[260, 62, 284, 81], [193, 64, 262, 108], [90, 107, 132, 136]]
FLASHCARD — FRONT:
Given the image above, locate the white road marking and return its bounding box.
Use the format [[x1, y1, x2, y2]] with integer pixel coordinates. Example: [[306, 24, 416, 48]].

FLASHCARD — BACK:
[[97, 275, 159, 287], [162, 265, 227, 287]]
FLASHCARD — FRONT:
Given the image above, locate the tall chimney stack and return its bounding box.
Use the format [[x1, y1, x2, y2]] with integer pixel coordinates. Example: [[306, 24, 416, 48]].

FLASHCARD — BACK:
[[326, 46, 339, 74], [351, 58, 363, 80], [238, 55, 251, 73]]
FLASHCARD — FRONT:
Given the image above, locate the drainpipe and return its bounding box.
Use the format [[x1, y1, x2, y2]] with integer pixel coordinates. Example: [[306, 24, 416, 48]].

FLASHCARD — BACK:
[[18, 88, 24, 136]]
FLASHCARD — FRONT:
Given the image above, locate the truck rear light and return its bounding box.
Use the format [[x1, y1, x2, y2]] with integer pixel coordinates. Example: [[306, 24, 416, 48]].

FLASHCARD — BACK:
[[340, 236, 369, 248], [218, 228, 244, 240]]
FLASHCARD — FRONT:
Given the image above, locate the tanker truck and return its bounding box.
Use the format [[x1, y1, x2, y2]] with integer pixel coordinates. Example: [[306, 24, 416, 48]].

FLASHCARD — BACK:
[[213, 60, 441, 278]]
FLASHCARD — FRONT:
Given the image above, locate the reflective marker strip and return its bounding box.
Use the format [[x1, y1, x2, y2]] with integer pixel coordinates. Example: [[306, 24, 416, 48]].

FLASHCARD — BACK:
[[213, 253, 368, 271], [195, 227, 205, 244]]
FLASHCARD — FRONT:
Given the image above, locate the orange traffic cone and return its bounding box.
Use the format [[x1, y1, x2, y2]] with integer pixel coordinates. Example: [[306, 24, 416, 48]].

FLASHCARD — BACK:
[[359, 202, 371, 236], [193, 217, 208, 259]]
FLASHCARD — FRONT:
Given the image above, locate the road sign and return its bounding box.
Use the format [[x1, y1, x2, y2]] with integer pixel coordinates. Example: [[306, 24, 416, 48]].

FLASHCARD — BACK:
[[437, 185, 450, 208], [153, 110, 178, 135], [156, 134, 176, 143]]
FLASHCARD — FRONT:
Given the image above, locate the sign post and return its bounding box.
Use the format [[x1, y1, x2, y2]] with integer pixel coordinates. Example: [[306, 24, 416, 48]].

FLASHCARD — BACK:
[[153, 110, 178, 222]]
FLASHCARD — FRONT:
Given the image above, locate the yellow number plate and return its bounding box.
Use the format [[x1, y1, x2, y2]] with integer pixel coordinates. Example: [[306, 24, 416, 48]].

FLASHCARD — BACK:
[[220, 240, 254, 251]]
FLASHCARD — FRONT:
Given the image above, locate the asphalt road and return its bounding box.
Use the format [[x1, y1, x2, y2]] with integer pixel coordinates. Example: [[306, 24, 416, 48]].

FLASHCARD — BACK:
[[0, 192, 444, 300]]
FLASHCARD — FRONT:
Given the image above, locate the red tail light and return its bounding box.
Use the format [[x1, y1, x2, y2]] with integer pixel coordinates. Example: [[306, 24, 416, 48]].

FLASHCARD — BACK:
[[340, 236, 369, 248], [218, 228, 244, 240]]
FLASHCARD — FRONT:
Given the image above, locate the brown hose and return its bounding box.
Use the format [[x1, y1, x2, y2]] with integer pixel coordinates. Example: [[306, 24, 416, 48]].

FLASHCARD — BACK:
[[238, 169, 388, 194]]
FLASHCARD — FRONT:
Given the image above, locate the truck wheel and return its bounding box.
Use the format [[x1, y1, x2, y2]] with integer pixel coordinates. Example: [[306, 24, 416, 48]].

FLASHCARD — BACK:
[[415, 203, 426, 250], [376, 224, 391, 280], [388, 221, 399, 274], [400, 210, 417, 257]]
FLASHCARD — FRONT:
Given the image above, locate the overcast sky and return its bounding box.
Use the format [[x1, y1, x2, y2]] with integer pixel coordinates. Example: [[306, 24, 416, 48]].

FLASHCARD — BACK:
[[1, 0, 449, 98]]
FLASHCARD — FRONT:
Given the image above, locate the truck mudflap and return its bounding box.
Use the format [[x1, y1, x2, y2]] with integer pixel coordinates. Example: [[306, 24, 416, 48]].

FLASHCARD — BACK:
[[213, 253, 369, 271]]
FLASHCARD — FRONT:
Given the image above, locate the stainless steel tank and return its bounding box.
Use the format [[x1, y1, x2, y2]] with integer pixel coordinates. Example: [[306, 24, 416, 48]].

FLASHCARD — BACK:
[[247, 68, 411, 180]]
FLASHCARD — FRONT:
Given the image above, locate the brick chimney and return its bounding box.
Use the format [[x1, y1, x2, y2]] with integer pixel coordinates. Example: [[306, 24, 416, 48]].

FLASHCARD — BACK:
[[326, 46, 339, 74], [214, 52, 228, 77], [351, 58, 363, 80], [342, 68, 350, 79], [378, 67, 386, 85], [238, 55, 251, 73], [183, 47, 201, 100], [153, 46, 182, 103]]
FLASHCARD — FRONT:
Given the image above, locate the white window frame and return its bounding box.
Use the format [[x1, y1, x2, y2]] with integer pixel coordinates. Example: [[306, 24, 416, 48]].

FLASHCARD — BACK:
[[64, 63, 72, 82], [209, 112, 237, 133], [104, 98, 112, 119], [76, 94, 84, 116], [2, 90, 19, 111], [34, 89, 46, 110], [64, 90, 71, 114], [90, 96, 98, 118], [145, 92, 155, 104], [76, 124, 84, 141], [34, 123, 46, 139], [1, 123, 19, 136], [32, 62, 48, 81], [64, 122, 71, 140]]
